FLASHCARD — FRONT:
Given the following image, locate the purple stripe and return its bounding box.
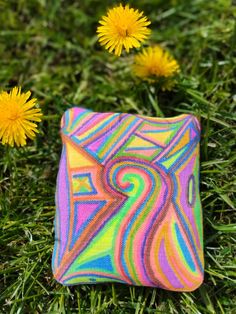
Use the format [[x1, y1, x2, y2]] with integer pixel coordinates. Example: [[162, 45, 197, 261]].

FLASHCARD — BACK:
[[57, 149, 70, 262], [159, 239, 183, 289]]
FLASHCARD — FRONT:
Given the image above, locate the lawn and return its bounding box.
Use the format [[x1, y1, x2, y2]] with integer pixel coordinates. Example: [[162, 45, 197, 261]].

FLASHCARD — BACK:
[[0, 0, 236, 313]]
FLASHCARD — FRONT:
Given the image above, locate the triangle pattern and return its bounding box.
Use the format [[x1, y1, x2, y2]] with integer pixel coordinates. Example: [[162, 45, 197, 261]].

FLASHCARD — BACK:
[[190, 125, 198, 140], [70, 200, 106, 250], [66, 141, 94, 168], [166, 128, 190, 157], [159, 146, 188, 169], [126, 135, 157, 149], [67, 216, 119, 273], [139, 129, 174, 147], [77, 255, 113, 272]]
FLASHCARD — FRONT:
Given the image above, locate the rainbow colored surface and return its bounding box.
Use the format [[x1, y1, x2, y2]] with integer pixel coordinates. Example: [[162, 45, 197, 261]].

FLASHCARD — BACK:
[[52, 107, 204, 291]]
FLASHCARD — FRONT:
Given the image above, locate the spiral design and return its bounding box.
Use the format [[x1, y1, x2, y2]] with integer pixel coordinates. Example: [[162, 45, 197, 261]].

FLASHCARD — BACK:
[[104, 157, 172, 286]]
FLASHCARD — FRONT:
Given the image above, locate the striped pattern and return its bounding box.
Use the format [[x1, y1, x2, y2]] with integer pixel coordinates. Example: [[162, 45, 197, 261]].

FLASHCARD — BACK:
[[52, 107, 204, 291]]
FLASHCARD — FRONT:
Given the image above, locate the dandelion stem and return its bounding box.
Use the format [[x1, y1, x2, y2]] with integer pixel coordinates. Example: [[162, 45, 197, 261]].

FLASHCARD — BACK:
[[147, 86, 165, 117], [41, 114, 60, 121]]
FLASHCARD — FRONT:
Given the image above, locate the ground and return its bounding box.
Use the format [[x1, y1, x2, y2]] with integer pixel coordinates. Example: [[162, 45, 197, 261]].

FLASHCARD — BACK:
[[0, 0, 236, 313]]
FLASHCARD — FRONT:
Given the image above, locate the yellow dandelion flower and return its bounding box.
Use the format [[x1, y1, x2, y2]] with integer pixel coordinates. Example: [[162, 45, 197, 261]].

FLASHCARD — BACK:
[[133, 45, 180, 80], [0, 87, 42, 147], [97, 4, 151, 56]]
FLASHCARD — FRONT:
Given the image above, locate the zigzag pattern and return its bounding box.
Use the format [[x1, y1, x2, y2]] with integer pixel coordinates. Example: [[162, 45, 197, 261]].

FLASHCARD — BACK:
[[52, 107, 204, 291]]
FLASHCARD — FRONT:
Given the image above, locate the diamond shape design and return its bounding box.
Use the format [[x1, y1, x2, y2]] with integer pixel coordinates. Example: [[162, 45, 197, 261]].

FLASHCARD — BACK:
[[72, 173, 96, 195]]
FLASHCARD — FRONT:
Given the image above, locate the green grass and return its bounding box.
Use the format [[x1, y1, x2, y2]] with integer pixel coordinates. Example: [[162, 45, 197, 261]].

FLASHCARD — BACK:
[[0, 0, 236, 313]]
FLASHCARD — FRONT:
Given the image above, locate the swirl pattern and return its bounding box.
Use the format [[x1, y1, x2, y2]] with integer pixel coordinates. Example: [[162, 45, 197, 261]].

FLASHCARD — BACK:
[[52, 107, 204, 291]]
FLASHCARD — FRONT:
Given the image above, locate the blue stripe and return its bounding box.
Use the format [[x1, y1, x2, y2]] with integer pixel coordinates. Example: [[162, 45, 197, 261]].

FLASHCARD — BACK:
[[174, 223, 196, 272]]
